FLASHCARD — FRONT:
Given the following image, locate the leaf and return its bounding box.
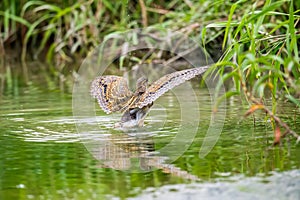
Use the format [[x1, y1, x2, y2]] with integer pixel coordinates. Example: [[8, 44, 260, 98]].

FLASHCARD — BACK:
[[288, 0, 299, 63], [21, 0, 46, 17], [223, 3, 237, 50], [34, 4, 62, 13], [244, 104, 265, 117], [206, 21, 239, 28], [0, 10, 31, 27], [285, 95, 300, 106], [273, 123, 281, 145]]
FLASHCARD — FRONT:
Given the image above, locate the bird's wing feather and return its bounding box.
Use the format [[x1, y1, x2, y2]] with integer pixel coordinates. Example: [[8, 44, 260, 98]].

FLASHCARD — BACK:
[[136, 66, 210, 108], [90, 76, 134, 114]]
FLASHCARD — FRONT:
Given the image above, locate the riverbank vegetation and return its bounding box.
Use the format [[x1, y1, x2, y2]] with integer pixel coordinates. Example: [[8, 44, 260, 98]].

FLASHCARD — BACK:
[[1, 0, 299, 143]]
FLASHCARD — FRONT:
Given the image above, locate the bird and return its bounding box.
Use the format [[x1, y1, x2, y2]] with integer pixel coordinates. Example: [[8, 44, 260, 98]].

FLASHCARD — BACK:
[[90, 65, 210, 128]]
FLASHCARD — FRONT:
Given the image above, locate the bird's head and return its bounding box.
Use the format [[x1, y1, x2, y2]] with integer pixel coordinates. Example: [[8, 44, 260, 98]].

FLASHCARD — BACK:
[[136, 76, 148, 94]]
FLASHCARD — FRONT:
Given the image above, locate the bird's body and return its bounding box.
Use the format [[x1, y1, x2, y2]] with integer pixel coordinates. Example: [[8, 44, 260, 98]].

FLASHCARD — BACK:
[[91, 65, 210, 128]]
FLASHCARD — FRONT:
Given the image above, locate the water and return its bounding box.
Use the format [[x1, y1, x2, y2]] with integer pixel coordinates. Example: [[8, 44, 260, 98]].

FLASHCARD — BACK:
[[0, 82, 299, 200]]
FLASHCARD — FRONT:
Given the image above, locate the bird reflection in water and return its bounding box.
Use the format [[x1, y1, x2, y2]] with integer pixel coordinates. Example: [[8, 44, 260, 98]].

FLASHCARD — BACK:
[[89, 131, 199, 181]]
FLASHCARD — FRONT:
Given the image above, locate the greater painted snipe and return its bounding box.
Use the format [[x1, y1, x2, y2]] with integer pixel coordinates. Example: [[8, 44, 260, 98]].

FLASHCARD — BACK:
[[91, 65, 209, 128]]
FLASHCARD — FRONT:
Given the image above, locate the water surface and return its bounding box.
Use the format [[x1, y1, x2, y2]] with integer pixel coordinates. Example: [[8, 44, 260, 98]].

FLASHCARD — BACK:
[[0, 82, 299, 199]]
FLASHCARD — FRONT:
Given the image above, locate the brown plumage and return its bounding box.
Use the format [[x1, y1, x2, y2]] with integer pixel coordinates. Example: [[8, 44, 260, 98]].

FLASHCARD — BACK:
[[91, 65, 210, 128]]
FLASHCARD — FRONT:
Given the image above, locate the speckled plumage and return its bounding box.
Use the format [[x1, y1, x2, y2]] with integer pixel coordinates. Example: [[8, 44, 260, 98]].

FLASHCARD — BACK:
[[91, 65, 210, 127]]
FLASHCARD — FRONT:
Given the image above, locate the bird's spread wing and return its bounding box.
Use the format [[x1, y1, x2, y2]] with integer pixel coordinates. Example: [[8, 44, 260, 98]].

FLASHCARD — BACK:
[[90, 76, 134, 114], [136, 66, 210, 108]]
